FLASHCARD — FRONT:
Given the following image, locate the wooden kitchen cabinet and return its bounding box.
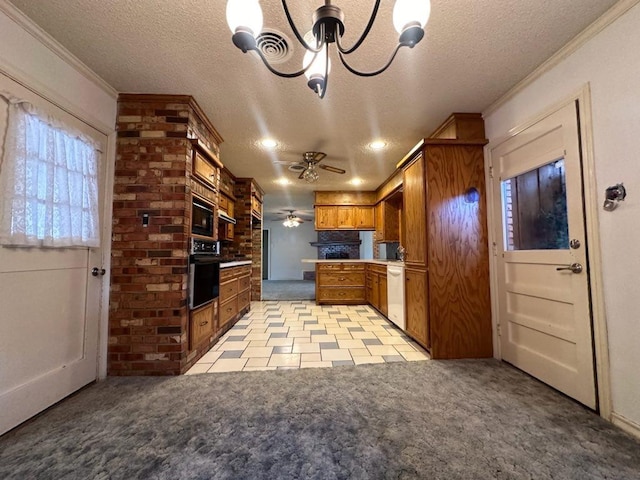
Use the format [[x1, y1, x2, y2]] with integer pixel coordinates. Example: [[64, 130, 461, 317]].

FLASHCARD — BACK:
[[191, 139, 222, 191], [218, 193, 235, 241], [316, 262, 366, 304], [398, 113, 492, 359], [402, 153, 427, 267], [315, 206, 338, 229], [366, 263, 388, 316], [405, 267, 429, 348], [219, 264, 251, 331], [375, 199, 401, 243], [314, 192, 375, 231], [190, 300, 216, 350]]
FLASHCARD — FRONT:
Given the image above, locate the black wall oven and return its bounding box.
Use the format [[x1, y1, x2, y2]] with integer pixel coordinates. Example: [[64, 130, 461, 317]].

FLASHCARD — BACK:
[[191, 198, 214, 238], [188, 238, 221, 310]]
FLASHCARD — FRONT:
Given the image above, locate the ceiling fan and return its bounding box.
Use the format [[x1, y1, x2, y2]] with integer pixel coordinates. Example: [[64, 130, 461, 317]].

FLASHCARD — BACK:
[[287, 151, 346, 183], [273, 210, 309, 228]]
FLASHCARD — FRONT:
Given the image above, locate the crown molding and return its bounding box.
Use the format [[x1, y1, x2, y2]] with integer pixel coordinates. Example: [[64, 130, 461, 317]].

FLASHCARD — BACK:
[[484, 0, 640, 116], [0, 0, 117, 99]]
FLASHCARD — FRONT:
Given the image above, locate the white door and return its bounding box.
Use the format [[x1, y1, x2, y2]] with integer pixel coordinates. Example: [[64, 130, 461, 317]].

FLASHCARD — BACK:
[[0, 74, 106, 435], [491, 102, 596, 408]]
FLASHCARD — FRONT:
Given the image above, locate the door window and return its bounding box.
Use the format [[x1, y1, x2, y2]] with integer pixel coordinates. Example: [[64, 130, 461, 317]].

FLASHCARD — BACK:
[[501, 159, 569, 251]]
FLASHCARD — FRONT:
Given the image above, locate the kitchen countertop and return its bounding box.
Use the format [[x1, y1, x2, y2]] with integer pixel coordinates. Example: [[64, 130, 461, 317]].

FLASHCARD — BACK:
[[220, 260, 252, 268], [301, 259, 404, 266]]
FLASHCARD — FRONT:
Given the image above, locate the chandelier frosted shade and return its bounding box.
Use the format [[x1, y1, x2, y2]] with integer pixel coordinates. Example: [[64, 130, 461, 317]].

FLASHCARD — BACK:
[[226, 0, 263, 37], [283, 218, 300, 228], [226, 0, 431, 98], [393, 0, 431, 33]]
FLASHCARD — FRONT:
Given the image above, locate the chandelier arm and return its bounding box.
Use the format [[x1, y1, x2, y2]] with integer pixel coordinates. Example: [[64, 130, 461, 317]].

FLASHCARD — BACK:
[[334, 0, 381, 55], [337, 43, 404, 77], [318, 42, 330, 99], [281, 0, 323, 53], [252, 47, 311, 78]]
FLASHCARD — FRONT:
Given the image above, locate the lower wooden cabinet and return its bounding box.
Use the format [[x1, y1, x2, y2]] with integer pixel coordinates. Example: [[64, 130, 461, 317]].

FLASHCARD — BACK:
[[189, 300, 216, 350], [316, 263, 366, 305], [405, 267, 429, 349], [366, 264, 388, 316], [219, 264, 251, 331]]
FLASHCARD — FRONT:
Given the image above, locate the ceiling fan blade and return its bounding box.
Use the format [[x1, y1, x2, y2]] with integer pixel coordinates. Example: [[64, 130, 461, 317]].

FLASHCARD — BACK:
[[298, 169, 307, 180], [312, 152, 327, 163], [319, 164, 346, 174]]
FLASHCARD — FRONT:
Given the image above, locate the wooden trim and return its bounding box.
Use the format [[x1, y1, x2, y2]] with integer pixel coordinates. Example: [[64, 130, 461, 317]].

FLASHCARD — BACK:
[[611, 412, 640, 440], [396, 139, 424, 169], [423, 138, 488, 146], [484, 0, 640, 116], [188, 96, 224, 145], [191, 138, 223, 169]]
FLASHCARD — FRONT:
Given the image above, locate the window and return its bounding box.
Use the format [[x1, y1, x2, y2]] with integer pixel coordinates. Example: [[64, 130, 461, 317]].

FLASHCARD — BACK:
[[0, 95, 100, 247], [501, 159, 569, 251]]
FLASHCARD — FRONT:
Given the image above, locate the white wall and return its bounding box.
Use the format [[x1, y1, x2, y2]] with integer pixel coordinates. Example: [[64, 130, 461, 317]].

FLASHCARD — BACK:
[[484, 2, 640, 430], [266, 221, 317, 280]]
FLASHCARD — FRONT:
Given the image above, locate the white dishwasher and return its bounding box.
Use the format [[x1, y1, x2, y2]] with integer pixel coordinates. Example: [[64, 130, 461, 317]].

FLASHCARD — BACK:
[[386, 263, 405, 330]]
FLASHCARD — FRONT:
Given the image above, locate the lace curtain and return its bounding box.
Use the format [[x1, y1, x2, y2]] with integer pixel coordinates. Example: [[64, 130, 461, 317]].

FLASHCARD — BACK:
[[0, 93, 100, 247]]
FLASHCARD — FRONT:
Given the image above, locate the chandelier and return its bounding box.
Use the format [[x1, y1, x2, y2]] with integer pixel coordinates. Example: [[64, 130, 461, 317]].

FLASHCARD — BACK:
[[226, 0, 431, 99], [283, 215, 301, 227]]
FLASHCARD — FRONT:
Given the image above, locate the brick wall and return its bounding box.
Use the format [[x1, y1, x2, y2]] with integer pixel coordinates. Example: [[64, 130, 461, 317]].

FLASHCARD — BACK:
[[316, 231, 361, 259], [110, 94, 222, 376]]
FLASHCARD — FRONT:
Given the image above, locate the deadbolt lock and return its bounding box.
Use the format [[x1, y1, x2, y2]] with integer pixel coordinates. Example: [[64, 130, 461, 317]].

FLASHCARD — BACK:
[[569, 239, 581, 249]]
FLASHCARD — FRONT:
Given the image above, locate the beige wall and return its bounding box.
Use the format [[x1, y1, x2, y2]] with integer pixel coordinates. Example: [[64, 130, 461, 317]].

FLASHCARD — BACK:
[[484, 2, 640, 431]]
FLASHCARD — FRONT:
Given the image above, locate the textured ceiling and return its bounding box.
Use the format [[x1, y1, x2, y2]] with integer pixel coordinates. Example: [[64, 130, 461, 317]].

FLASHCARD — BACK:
[[8, 0, 618, 218]]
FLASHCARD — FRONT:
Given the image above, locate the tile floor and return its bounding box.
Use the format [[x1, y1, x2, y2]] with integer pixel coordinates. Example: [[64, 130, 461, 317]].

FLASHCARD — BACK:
[[186, 301, 429, 374]]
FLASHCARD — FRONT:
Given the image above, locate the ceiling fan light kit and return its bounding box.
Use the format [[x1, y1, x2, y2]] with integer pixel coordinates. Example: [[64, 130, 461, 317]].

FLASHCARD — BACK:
[[226, 0, 431, 98]]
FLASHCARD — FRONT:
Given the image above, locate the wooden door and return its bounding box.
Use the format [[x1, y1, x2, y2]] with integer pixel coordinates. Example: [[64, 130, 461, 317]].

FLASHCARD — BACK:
[[0, 74, 106, 435], [491, 101, 596, 408], [405, 267, 429, 348], [379, 273, 388, 316], [402, 154, 427, 267]]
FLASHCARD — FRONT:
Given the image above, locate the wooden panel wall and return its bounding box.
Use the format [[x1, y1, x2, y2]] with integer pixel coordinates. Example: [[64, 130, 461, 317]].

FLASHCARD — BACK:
[[426, 145, 492, 358]]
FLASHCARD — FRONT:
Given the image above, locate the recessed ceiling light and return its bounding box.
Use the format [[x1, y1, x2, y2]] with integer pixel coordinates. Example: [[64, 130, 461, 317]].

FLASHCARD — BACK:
[[275, 177, 291, 185], [261, 138, 278, 149], [369, 140, 386, 151], [350, 178, 364, 186]]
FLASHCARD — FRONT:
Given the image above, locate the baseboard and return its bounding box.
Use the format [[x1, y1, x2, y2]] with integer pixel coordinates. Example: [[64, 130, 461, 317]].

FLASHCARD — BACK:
[[611, 412, 640, 440]]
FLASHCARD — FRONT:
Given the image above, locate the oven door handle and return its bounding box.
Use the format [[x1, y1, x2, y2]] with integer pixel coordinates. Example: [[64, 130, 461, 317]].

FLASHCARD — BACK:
[[190, 256, 221, 265]]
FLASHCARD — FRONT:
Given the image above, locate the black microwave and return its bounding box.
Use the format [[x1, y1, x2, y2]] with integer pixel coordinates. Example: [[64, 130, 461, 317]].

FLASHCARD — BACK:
[[191, 199, 214, 237]]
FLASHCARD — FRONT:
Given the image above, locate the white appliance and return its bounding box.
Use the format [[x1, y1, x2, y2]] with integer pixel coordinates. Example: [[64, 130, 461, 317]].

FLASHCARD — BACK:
[[387, 263, 405, 330]]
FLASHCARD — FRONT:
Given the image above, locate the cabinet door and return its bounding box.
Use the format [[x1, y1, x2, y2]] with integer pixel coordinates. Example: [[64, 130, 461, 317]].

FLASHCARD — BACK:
[[405, 267, 429, 348], [190, 302, 213, 350], [193, 152, 217, 188], [403, 154, 427, 267], [355, 206, 375, 229], [371, 272, 380, 310], [315, 206, 338, 229], [375, 203, 384, 240], [337, 206, 356, 229], [379, 273, 388, 316]]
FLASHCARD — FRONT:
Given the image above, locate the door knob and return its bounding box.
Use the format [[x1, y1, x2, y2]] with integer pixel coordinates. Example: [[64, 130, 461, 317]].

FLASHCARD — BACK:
[[92, 267, 106, 277], [556, 263, 583, 274]]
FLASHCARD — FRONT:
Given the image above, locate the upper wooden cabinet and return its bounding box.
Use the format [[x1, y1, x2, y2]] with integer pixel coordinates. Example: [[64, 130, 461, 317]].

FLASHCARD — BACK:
[[375, 195, 401, 243], [219, 169, 235, 199], [191, 139, 222, 192], [314, 191, 375, 230], [402, 153, 427, 267]]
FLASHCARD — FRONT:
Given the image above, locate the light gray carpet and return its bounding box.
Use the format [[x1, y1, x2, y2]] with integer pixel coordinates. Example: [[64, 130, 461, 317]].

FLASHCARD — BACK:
[[262, 280, 315, 300], [1, 360, 639, 480]]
